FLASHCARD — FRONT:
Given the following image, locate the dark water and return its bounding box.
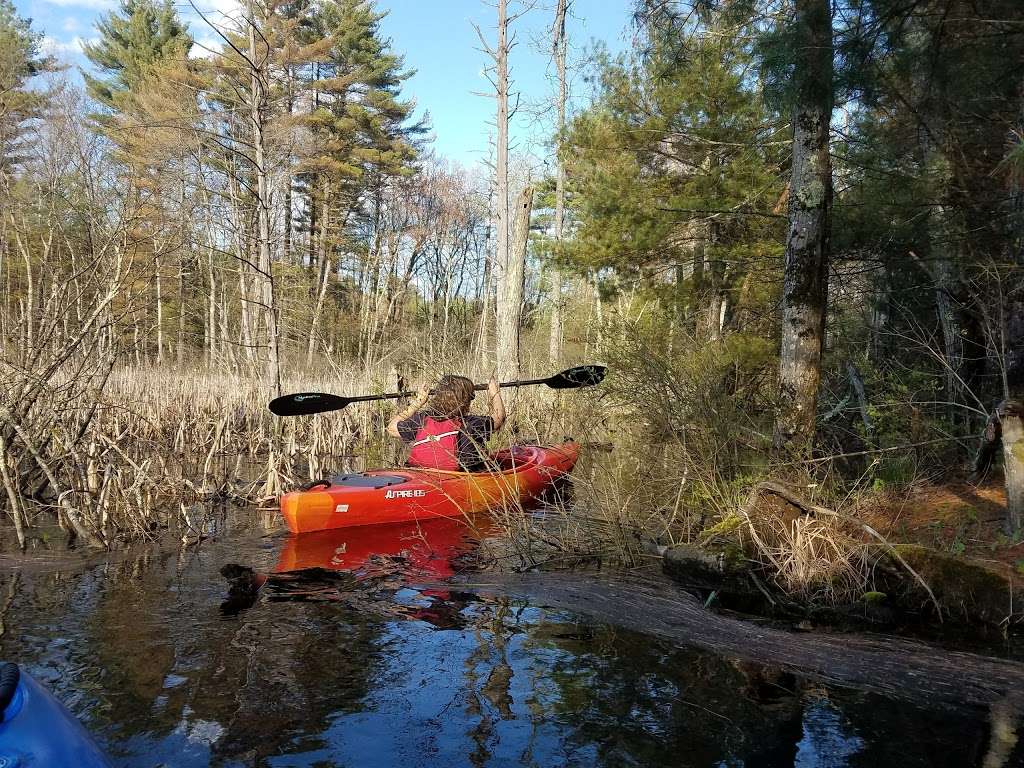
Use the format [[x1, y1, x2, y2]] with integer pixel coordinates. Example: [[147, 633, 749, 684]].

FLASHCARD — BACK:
[[0, 511, 1015, 767]]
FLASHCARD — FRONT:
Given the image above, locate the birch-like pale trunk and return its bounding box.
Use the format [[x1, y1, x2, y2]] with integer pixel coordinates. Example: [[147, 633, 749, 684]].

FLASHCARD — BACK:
[[306, 256, 331, 365], [492, 0, 512, 377], [154, 250, 163, 364], [773, 0, 833, 455], [249, 17, 281, 397], [496, 185, 533, 388], [549, 0, 568, 364]]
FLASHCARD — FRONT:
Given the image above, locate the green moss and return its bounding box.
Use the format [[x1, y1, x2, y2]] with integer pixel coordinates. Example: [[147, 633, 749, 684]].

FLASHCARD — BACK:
[[721, 544, 748, 569], [700, 514, 744, 542], [887, 544, 1019, 624], [861, 591, 887, 603]]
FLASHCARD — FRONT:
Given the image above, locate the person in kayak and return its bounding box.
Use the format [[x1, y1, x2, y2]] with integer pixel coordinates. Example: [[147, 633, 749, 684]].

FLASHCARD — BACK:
[[386, 375, 506, 471]]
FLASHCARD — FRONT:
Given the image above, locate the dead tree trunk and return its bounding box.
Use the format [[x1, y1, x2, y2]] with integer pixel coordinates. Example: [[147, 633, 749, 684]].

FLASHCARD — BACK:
[[249, 15, 281, 397], [474, 0, 514, 375], [1001, 400, 1024, 535], [548, 0, 568, 365], [154, 250, 163, 364], [494, 0, 512, 379], [306, 256, 331, 366], [451, 570, 1024, 711], [773, 0, 833, 457], [496, 185, 533, 386]]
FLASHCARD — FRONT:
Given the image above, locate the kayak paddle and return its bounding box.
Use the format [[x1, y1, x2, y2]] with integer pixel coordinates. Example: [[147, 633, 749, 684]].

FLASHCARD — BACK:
[[269, 364, 606, 417]]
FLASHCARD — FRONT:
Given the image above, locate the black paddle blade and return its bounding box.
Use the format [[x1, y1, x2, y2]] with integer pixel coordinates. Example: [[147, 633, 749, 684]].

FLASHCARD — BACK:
[[269, 392, 351, 416], [545, 365, 607, 389]]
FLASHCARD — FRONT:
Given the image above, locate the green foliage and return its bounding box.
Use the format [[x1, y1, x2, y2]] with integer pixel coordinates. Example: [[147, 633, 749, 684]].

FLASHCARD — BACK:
[[83, 0, 192, 112], [828, 0, 1024, 427], [557, 10, 786, 357], [601, 311, 777, 485], [0, 0, 54, 175], [290, 0, 424, 260]]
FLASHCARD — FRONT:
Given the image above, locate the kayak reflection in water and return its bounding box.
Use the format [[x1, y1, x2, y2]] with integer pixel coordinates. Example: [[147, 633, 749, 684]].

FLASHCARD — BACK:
[[386, 375, 506, 471], [220, 517, 491, 626]]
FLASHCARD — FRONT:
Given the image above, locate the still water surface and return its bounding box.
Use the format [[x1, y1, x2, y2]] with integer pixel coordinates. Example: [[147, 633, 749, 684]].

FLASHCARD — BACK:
[[0, 510, 1013, 767]]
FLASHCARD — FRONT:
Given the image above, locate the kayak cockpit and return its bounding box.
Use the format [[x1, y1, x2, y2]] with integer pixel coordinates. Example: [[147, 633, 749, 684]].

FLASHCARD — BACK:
[[330, 474, 407, 488]]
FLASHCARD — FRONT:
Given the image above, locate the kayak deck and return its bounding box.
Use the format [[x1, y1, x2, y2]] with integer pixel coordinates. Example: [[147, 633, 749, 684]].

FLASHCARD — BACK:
[[280, 442, 579, 534]]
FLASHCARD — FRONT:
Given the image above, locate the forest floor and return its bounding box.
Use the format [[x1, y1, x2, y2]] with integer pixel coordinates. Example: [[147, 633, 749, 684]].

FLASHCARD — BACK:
[[858, 479, 1024, 573]]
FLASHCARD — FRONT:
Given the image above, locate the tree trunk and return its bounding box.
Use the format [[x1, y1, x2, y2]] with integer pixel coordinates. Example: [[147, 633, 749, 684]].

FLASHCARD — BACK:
[[933, 237, 964, 423], [493, 0, 510, 369], [773, 0, 833, 456], [283, 70, 293, 263], [250, 17, 281, 397], [548, 0, 568, 365], [177, 253, 186, 367], [496, 185, 533, 384], [155, 251, 163, 365], [307, 256, 331, 366], [207, 240, 216, 366], [307, 193, 317, 269], [177, 183, 187, 368], [1000, 400, 1024, 535], [477, 246, 494, 365]]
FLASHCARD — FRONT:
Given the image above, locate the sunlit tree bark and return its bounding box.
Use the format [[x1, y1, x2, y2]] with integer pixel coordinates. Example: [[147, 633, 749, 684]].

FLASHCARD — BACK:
[[773, 0, 833, 456]]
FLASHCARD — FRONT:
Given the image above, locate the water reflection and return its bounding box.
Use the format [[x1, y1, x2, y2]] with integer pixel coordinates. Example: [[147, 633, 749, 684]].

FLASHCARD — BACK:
[[275, 514, 491, 577], [0, 513, 1011, 767]]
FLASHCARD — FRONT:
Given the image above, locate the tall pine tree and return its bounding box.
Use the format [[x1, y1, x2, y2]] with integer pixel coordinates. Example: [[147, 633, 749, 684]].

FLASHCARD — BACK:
[[0, 0, 53, 181], [83, 0, 192, 114], [296, 0, 422, 271]]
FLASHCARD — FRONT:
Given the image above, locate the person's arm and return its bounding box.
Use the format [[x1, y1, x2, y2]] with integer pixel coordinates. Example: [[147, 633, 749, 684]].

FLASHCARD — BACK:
[[387, 382, 430, 438], [488, 378, 506, 431]]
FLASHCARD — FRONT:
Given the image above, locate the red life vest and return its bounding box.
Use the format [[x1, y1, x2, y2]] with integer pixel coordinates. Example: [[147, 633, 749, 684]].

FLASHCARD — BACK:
[[407, 416, 462, 470]]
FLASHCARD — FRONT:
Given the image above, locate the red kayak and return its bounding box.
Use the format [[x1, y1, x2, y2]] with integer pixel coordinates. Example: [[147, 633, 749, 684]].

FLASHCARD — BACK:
[[280, 442, 578, 534]]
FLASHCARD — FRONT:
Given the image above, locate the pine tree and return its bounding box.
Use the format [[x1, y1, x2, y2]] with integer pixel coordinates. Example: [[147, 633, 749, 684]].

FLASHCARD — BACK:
[[295, 0, 422, 274], [561, 12, 785, 338], [83, 0, 192, 114], [0, 0, 53, 180]]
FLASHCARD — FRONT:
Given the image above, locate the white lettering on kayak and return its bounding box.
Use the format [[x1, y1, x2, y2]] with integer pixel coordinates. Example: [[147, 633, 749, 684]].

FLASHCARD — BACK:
[[384, 489, 427, 499], [334, 504, 349, 514]]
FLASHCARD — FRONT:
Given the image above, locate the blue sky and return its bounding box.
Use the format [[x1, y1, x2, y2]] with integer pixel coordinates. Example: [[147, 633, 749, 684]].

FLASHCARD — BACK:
[[15, 0, 635, 166]]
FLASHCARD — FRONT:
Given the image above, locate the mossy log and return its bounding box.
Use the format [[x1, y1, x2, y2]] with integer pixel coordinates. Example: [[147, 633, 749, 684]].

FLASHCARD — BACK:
[[668, 481, 1023, 629], [885, 544, 1023, 626]]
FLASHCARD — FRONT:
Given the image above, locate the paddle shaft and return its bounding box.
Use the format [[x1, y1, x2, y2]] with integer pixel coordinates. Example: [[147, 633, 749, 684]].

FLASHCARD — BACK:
[[342, 376, 551, 405]]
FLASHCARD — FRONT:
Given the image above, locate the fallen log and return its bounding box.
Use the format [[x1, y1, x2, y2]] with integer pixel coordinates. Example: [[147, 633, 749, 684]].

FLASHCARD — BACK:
[[451, 569, 1024, 712]]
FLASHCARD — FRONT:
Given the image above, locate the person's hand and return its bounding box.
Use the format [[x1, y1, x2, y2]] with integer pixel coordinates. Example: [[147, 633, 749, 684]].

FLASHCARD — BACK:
[[487, 378, 500, 398], [415, 382, 431, 405]]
